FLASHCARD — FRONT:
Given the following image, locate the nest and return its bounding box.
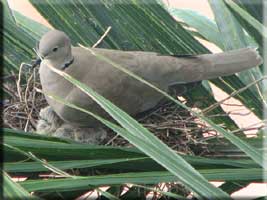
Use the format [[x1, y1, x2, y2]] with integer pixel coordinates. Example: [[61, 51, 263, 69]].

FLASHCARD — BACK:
[[3, 65, 217, 156], [3, 66, 47, 132]]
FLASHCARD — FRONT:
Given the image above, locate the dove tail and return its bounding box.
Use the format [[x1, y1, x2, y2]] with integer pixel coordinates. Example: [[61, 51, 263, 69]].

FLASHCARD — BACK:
[[200, 47, 262, 80]]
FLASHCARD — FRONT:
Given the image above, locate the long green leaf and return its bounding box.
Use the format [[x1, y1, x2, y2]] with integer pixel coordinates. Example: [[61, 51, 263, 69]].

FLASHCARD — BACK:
[[3, 0, 15, 23], [132, 184, 187, 199], [224, 0, 267, 45], [4, 137, 143, 162], [3, 1, 265, 198], [20, 168, 264, 192], [5, 129, 259, 174], [13, 10, 50, 40], [208, 0, 248, 50], [4, 158, 147, 173], [3, 171, 40, 200], [219, 181, 249, 194], [169, 8, 257, 49], [234, 0, 263, 23], [2, 1, 40, 75], [169, 8, 223, 49], [4, 155, 258, 173], [95, 187, 120, 200]]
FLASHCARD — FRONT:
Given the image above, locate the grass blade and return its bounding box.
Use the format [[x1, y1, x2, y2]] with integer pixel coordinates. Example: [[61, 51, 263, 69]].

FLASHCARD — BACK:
[[224, 0, 267, 41], [169, 8, 223, 49], [3, 171, 40, 200], [20, 168, 264, 192]]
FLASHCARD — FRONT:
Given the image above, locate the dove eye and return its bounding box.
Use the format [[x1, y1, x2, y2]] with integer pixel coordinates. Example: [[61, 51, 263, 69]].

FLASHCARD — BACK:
[[52, 47, 58, 52]]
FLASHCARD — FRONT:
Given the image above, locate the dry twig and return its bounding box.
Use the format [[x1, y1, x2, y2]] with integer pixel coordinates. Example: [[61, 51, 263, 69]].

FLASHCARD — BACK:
[[92, 26, 112, 48]]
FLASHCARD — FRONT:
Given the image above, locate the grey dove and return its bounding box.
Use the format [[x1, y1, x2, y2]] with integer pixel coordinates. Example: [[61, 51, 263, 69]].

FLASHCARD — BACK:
[[35, 30, 262, 137]]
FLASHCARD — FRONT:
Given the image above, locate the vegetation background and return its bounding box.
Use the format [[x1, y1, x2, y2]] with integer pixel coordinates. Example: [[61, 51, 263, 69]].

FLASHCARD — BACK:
[[3, 0, 266, 199]]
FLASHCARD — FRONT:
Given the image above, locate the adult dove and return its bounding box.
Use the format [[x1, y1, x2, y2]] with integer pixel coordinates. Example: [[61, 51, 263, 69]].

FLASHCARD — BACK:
[[35, 30, 262, 131]]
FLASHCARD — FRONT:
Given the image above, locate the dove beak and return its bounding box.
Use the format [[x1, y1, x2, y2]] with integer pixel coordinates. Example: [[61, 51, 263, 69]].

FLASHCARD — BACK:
[[32, 57, 42, 68], [32, 41, 44, 68]]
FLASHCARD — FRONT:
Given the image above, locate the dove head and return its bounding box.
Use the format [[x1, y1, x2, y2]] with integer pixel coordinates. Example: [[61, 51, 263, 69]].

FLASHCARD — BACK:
[[37, 30, 73, 69]]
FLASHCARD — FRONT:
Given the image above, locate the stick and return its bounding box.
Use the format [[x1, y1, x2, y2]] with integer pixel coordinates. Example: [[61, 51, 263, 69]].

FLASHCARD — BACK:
[[92, 26, 112, 48]]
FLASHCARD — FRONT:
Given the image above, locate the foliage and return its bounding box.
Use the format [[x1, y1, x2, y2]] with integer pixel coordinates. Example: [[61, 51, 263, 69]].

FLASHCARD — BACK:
[[2, 0, 266, 199]]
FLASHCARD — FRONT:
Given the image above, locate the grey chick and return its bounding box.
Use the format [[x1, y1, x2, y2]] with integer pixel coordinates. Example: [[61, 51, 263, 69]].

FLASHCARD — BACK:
[[37, 106, 107, 144]]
